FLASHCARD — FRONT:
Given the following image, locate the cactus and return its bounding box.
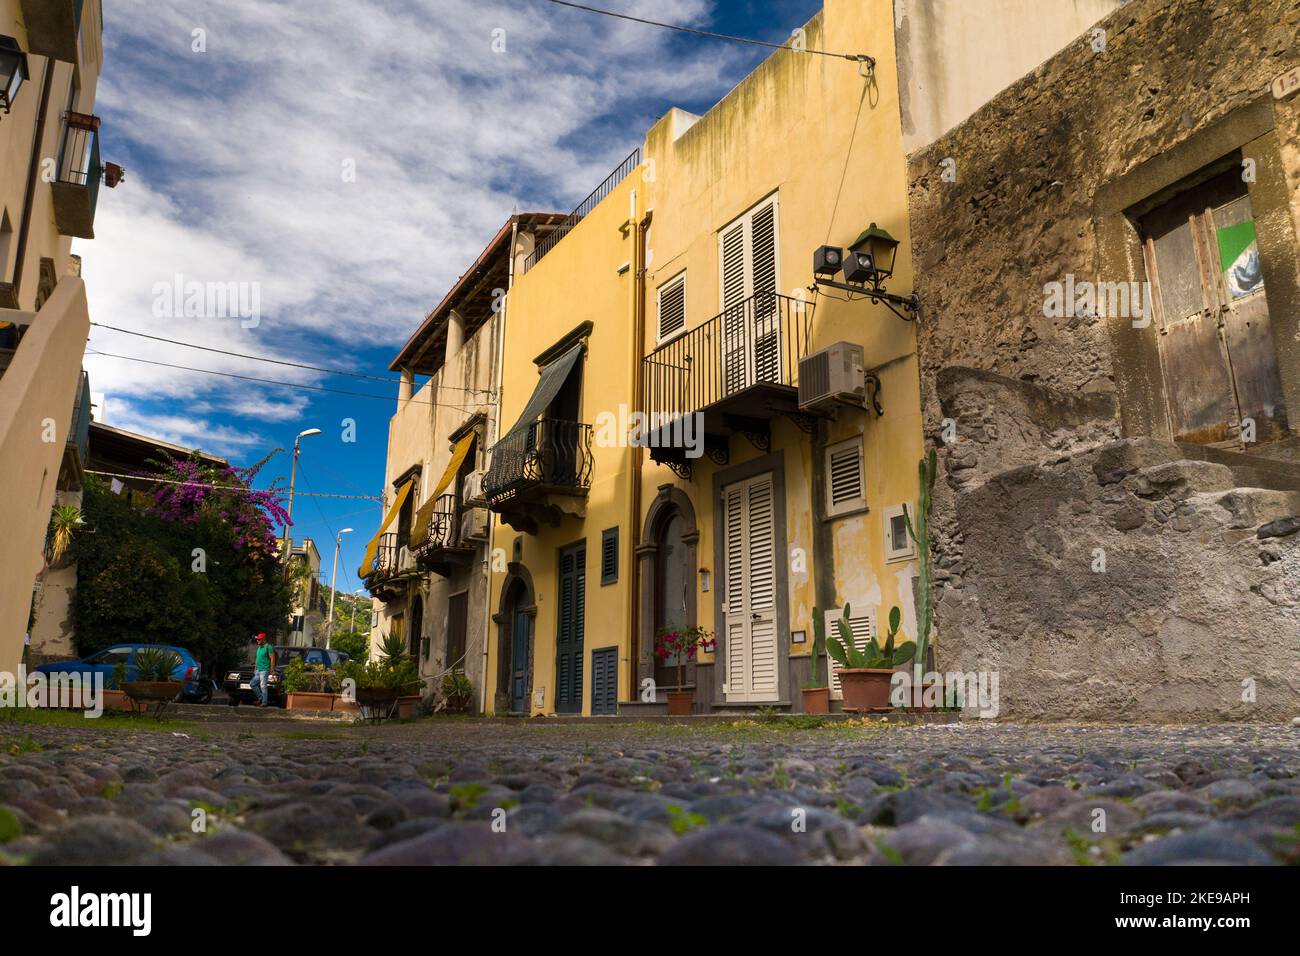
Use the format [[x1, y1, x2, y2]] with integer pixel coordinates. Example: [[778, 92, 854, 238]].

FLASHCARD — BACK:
[[805, 606, 827, 689], [902, 446, 938, 680], [827, 603, 915, 670]]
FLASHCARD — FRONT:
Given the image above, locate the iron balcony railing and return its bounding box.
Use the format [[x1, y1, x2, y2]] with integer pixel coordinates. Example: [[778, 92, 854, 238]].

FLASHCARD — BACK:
[[369, 531, 399, 581], [484, 419, 593, 505], [522, 149, 640, 273], [642, 291, 814, 421], [69, 370, 91, 466], [414, 493, 461, 553], [57, 112, 102, 205]]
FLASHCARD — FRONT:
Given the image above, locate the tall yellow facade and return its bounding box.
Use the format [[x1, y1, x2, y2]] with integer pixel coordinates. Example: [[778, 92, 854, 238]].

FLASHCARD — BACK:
[[483, 0, 924, 715]]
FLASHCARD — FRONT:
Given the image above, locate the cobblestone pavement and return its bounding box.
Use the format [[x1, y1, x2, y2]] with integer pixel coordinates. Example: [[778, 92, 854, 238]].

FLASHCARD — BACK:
[[1, 717, 1298, 865]]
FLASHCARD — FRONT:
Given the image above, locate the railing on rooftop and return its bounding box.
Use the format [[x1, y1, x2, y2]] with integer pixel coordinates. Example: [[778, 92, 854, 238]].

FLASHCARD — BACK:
[[522, 149, 640, 274]]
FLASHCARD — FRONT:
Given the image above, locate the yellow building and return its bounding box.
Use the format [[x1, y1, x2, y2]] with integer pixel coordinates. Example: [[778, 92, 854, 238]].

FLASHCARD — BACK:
[[477, 0, 1123, 716], [0, 0, 108, 671]]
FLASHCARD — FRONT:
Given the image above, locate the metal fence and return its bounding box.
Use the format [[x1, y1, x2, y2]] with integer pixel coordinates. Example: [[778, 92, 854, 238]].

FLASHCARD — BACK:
[[484, 419, 594, 504], [522, 149, 640, 273]]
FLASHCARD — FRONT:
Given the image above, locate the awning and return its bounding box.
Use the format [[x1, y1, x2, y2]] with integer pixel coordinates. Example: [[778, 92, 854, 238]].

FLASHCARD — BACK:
[[500, 344, 583, 441], [410, 432, 477, 546], [358, 478, 414, 577]]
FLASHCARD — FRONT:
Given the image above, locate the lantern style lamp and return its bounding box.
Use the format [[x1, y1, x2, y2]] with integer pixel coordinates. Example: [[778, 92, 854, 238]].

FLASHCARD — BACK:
[[0, 36, 29, 114], [848, 222, 901, 285]]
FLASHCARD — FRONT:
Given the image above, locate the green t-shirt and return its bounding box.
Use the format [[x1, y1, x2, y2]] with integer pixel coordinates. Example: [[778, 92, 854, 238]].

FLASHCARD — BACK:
[[255, 643, 274, 670]]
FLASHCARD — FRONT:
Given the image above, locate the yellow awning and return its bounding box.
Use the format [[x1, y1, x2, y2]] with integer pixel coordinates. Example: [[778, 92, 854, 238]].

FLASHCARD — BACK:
[[411, 433, 476, 546], [358, 479, 414, 577]]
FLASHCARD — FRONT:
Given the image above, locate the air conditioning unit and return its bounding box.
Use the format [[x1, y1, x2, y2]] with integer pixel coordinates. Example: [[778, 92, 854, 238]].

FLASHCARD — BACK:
[[398, 546, 417, 573], [460, 506, 489, 542], [799, 341, 865, 412], [462, 469, 488, 506]]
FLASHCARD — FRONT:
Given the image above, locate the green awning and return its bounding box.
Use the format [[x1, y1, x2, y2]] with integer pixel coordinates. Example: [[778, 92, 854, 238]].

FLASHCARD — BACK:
[[500, 344, 583, 440]]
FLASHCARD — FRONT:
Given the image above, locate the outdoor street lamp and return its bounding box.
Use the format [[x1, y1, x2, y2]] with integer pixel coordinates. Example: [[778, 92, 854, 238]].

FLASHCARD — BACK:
[[0, 36, 29, 114], [810, 221, 919, 321], [281, 428, 321, 568], [325, 527, 353, 647]]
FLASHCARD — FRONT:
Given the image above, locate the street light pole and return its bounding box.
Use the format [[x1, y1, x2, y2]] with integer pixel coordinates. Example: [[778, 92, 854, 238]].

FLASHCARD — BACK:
[[325, 527, 353, 648], [281, 428, 321, 569]]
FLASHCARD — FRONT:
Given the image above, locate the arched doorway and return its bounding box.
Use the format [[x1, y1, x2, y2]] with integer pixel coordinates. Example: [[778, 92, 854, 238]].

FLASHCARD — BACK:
[[637, 486, 699, 694], [654, 511, 690, 688], [493, 564, 536, 715]]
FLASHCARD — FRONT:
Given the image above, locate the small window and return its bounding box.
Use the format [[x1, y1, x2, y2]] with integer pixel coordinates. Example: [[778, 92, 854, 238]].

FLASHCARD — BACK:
[[657, 272, 686, 341], [600, 527, 619, 585], [825, 437, 866, 517], [883, 505, 915, 561]]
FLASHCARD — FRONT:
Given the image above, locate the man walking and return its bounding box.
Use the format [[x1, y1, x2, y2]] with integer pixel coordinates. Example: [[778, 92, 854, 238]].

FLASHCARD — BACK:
[[251, 633, 276, 707]]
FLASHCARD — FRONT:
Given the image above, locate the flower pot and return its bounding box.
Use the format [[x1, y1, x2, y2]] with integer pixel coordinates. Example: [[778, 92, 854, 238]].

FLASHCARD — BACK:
[[122, 681, 182, 704], [332, 696, 359, 713], [397, 695, 422, 719], [837, 668, 894, 713], [905, 677, 942, 712], [355, 687, 403, 708], [801, 687, 830, 715], [667, 690, 694, 716], [102, 689, 132, 712], [286, 691, 336, 711]]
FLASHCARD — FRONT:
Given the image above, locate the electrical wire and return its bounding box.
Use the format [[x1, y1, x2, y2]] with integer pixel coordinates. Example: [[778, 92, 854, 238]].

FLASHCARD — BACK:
[[536, 0, 875, 66], [84, 349, 489, 414], [88, 322, 491, 395], [84, 469, 381, 501]]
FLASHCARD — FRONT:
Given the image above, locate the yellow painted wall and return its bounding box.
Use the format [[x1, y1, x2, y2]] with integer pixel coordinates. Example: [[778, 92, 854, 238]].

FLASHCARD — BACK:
[[639, 0, 925, 678], [485, 173, 642, 715]]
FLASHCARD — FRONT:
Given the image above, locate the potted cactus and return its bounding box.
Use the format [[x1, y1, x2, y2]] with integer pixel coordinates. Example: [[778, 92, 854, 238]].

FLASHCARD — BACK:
[[901, 447, 940, 708], [826, 604, 915, 712], [801, 610, 830, 714]]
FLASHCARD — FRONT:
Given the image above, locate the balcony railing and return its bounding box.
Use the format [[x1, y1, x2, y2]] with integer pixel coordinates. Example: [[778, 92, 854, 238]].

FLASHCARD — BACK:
[[522, 149, 640, 274], [484, 419, 593, 506], [642, 291, 814, 422], [414, 494, 460, 552], [369, 532, 399, 582], [51, 113, 102, 239]]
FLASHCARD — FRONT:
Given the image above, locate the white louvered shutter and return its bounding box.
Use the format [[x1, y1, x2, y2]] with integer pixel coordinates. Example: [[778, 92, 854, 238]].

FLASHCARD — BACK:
[[657, 275, 686, 341], [826, 438, 865, 516], [723, 482, 747, 699], [746, 473, 778, 698], [719, 196, 781, 394], [720, 221, 749, 396], [825, 606, 876, 700]]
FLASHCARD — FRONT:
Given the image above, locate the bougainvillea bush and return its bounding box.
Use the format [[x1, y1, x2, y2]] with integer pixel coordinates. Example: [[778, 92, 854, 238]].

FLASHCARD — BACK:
[[72, 453, 293, 675]]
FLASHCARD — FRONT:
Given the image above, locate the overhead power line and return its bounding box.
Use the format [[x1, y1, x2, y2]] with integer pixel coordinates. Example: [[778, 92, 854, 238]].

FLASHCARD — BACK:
[[85, 469, 382, 501], [88, 322, 487, 395], [536, 0, 875, 67]]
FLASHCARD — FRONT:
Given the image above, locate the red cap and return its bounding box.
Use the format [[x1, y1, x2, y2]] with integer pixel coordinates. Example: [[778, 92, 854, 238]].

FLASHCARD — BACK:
[[255, 633, 267, 640]]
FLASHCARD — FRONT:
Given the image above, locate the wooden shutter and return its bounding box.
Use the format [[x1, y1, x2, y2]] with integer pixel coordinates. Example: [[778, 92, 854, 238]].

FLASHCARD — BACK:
[[590, 647, 617, 715], [600, 527, 618, 585], [826, 437, 865, 516], [657, 274, 686, 341], [824, 606, 876, 700], [555, 543, 585, 713], [719, 195, 781, 394], [722, 473, 778, 702], [723, 483, 747, 699], [446, 591, 468, 669]]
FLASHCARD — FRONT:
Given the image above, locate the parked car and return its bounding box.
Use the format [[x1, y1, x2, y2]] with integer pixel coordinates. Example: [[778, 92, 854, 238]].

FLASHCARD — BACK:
[[33, 644, 209, 702], [222, 645, 350, 707]]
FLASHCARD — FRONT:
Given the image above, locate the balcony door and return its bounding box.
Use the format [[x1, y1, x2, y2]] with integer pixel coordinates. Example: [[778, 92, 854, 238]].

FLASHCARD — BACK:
[[555, 542, 586, 714], [722, 473, 778, 703], [719, 195, 780, 396]]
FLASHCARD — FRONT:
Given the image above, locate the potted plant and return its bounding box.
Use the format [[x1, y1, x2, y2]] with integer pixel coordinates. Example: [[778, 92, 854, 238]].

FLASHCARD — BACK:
[[654, 625, 710, 716], [801, 611, 830, 714], [102, 660, 131, 712], [283, 658, 339, 711], [439, 671, 473, 713], [339, 633, 422, 720], [122, 647, 183, 716], [826, 604, 915, 713]]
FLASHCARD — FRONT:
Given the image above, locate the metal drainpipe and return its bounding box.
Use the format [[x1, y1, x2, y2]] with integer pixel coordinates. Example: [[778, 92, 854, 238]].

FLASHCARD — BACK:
[[11, 58, 54, 298], [627, 201, 651, 702], [479, 217, 518, 714]]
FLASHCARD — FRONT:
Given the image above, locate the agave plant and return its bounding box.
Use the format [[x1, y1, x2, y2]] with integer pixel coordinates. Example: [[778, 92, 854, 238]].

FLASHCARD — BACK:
[[826, 604, 916, 670], [378, 631, 408, 664], [133, 647, 182, 683], [47, 505, 83, 563]]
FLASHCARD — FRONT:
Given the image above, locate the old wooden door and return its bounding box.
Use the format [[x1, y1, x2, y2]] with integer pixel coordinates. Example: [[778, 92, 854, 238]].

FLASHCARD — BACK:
[[1142, 169, 1288, 446]]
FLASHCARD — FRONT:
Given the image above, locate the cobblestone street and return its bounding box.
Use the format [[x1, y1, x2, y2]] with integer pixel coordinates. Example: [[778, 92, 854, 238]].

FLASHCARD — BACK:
[[1, 717, 1297, 865]]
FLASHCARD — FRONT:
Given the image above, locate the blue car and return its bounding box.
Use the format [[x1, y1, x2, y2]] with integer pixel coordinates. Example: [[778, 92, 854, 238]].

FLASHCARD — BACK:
[[33, 644, 210, 703]]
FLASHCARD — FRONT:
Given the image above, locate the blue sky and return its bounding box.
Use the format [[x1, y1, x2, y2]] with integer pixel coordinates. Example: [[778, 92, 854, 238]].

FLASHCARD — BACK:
[[78, 0, 822, 595]]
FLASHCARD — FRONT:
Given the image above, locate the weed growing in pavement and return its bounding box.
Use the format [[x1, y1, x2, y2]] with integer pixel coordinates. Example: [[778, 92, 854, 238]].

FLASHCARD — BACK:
[[666, 804, 707, 835]]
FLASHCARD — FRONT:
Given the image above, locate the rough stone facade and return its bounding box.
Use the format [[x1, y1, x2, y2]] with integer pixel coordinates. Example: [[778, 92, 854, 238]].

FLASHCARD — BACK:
[[907, 0, 1300, 720]]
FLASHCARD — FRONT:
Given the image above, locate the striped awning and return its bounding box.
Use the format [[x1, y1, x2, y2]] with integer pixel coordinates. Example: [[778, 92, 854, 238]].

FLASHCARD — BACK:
[[410, 433, 476, 546], [358, 478, 414, 577]]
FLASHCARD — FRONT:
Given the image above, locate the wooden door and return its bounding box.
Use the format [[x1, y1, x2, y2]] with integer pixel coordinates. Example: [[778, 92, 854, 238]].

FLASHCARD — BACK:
[[722, 473, 778, 702], [555, 543, 586, 713]]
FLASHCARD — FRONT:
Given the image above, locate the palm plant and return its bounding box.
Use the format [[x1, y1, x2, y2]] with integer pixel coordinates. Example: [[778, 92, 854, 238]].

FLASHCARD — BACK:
[[47, 505, 83, 563], [133, 647, 182, 683]]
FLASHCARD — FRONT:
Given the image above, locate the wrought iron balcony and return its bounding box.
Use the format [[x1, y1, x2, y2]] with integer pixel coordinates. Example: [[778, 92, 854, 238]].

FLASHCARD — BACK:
[[20, 0, 86, 64], [413, 493, 475, 576], [522, 149, 639, 274], [484, 419, 593, 533], [640, 291, 815, 475], [51, 112, 102, 239], [368, 532, 400, 582]]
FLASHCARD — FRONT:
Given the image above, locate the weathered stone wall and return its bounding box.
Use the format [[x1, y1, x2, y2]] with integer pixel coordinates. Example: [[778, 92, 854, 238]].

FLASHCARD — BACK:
[[907, 0, 1300, 720]]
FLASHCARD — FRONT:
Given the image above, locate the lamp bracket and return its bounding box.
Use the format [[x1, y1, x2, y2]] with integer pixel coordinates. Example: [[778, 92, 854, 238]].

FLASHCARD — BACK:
[[813, 280, 919, 321]]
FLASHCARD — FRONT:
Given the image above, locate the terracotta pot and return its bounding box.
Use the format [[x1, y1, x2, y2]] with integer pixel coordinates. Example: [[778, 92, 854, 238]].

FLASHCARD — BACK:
[[667, 690, 694, 716], [286, 691, 336, 711], [122, 681, 182, 704], [355, 687, 403, 707], [801, 687, 830, 715], [837, 669, 894, 713], [904, 677, 942, 712], [102, 689, 132, 712], [397, 695, 422, 719], [332, 696, 359, 713]]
